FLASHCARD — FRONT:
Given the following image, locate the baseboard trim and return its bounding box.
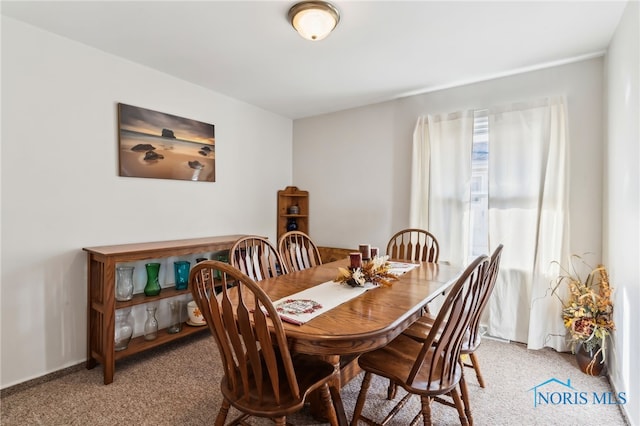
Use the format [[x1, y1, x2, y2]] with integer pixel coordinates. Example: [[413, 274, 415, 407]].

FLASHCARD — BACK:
[[483, 334, 511, 343], [0, 362, 86, 398]]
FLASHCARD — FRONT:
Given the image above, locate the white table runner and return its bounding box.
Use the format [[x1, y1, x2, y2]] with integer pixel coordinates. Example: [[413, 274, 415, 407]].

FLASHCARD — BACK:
[[388, 261, 420, 275], [272, 280, 378, 324], [272, 261, 419, 325]]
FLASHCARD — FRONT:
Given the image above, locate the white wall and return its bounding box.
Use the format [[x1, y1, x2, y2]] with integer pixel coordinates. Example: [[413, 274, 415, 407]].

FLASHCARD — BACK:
[[604, 1, 640, 424], [0, 17, 292, 388], [293, 58, 604, 261]]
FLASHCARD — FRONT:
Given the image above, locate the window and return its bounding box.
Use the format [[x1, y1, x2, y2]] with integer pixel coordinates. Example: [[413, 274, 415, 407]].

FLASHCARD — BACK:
[[411, 97, 570, 349], [469, 110, 489, 261]]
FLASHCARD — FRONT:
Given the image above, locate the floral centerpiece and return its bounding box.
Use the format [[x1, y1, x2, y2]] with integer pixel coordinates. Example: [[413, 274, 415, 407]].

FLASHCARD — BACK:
[[335, 255, 398, 287], [552, 256, 615, 364]]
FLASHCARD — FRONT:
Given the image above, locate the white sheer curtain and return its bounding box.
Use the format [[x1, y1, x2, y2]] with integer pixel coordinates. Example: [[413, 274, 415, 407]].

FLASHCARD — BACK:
[[410, 97, 571, 351], [410, 112, 474, 267], [486, 97, 570, 351]]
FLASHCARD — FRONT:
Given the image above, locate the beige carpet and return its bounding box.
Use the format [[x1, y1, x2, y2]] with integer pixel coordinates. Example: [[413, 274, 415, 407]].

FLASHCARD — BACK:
[[1, 334, 628, 425]]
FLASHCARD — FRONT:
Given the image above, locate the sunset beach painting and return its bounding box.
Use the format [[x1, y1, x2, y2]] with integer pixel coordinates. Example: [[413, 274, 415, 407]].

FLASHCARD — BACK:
[[118, 103, 215, 182]]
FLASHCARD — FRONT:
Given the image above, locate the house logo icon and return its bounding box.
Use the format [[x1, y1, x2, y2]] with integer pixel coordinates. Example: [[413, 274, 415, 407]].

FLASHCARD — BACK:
[[527, 378, 577, 408]]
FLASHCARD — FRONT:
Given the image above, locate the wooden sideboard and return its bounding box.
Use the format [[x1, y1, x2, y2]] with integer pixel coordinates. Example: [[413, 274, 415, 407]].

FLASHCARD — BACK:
[[83, 235, 244, 384], [318, 246, 355, 263]]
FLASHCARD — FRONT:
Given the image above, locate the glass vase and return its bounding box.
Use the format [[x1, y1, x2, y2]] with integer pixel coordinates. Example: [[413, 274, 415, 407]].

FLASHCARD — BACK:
[[114, 308, 134, 351], [167, 300, 182, 334], [173, 261, 190, 290], [144, 306, 158, 341], [144, 263, 161, 296], [115, 266, 135, 301], [214, 251, 229, 279]]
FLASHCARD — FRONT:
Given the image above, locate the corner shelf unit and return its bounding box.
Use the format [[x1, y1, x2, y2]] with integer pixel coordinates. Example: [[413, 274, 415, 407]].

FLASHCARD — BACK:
[[277, 186, 309, 240], [83, 235, 245, 384]]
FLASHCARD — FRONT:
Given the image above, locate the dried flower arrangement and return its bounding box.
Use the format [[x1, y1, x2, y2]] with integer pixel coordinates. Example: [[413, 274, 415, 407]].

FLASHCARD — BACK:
[[335, 255, 398, 287], [552, 256, 615, 360]]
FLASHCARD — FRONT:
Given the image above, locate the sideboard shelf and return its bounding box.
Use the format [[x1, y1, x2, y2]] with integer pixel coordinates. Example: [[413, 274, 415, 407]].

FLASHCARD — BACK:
[[113, 287, 192, 309], [113, 323, 207, 361], [83, 234, 245, 384]]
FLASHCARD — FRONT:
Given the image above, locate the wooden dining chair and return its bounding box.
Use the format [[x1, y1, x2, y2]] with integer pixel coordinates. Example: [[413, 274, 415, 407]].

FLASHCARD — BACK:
[[189, 260, 345, 426], [402, 244, 504, 390], [385, 228, 441, 398], [229, 235, 285, 281], [386, 228, 439, 262], [277, 231, 323, 273], [351, 255, 490, 426], [460, 244, 503, 388]]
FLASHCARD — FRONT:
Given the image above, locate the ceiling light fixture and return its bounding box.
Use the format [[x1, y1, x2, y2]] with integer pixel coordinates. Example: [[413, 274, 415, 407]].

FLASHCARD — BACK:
[[288, 1, 340, 41]]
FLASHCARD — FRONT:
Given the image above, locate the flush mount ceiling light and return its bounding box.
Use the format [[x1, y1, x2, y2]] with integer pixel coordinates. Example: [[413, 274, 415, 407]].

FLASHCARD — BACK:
[[288, 1, 340, 41]]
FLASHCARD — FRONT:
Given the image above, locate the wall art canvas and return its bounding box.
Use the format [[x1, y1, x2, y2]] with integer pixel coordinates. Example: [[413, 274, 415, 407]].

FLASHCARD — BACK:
[[118, 103, 215, 182]]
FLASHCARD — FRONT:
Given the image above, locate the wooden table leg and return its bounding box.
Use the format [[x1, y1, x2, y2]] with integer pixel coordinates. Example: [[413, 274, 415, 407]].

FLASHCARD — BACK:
[[329, 382, 348, 426], [309, 354, 360, 425]]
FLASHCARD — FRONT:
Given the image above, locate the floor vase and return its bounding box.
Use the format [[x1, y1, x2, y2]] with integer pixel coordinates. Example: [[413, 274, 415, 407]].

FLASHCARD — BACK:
[[575, 343, 605, 376]]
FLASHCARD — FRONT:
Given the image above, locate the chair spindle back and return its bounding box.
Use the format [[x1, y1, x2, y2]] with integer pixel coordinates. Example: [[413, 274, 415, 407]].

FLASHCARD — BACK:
[[190, 260, 300, 405], [386, 228, 440, 262], [278, 231, 322, 273], [230, 236, 285, 281]]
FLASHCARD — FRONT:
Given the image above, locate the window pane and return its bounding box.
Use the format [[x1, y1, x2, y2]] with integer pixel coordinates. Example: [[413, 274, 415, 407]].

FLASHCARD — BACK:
[[469, 110, 489, 259]]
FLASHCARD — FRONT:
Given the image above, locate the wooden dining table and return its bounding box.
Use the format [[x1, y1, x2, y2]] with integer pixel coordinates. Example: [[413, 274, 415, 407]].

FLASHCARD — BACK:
[[254, 258, 462, 425]]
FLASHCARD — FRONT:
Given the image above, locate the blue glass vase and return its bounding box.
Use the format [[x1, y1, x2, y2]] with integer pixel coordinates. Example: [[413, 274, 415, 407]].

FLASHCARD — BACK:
[[173, 260, 190, 290]]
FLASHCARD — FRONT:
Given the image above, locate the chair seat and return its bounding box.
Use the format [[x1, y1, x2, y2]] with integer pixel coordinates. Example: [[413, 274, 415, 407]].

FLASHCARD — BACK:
[[461, 333, 481, 353], [401, 313, 437, 341], [222, 351, 336, 416], [403, 314, 481, 352], [358, 334, 463, 395]]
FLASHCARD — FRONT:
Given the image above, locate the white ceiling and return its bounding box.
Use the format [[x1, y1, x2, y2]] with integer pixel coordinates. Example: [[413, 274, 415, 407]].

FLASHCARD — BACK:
[[2, 1, 628, 119]]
